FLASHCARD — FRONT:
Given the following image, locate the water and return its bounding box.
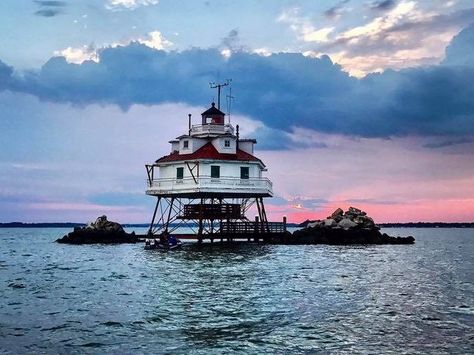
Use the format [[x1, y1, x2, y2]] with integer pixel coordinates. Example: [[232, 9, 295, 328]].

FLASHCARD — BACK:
[[0, 228, 473, 354]]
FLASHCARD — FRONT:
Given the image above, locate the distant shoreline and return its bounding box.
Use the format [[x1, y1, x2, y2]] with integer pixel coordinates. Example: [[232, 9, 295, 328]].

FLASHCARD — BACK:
[[1, 222, 474, 228]]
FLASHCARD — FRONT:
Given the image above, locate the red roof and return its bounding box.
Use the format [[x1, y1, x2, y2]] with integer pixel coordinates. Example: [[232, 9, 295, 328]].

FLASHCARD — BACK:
[[155, 142, 264, 166]]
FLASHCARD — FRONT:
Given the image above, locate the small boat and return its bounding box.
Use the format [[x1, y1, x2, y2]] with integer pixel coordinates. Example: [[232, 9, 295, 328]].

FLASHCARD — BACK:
[[144, 235, 182, 250]]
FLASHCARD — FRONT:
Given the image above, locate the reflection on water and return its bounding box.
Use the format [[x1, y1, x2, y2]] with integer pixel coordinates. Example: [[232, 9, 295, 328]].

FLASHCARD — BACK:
[[0, 227, 473, 353]]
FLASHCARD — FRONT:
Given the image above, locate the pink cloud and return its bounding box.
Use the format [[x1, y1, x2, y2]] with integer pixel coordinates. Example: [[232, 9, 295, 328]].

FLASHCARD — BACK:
[[260, 133, 474, 223]]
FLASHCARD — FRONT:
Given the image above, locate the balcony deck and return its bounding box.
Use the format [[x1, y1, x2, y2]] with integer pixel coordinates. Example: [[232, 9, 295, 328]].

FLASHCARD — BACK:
[[190, 123, 234, 137], [146, 176, 273, 198]]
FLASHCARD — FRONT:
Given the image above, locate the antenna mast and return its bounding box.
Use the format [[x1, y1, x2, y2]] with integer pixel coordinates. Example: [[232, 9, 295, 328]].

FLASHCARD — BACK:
[[209, 79, 231, 110], [226, 87, 235, 123]]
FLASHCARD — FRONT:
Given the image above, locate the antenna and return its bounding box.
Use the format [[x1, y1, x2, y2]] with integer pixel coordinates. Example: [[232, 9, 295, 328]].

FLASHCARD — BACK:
[[209, 79, 231, 110], [226, 87, 235, 124]]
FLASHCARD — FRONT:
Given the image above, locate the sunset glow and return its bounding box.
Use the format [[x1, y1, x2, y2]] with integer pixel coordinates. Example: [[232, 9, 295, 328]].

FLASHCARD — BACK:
[[1, 1, 474, 223]]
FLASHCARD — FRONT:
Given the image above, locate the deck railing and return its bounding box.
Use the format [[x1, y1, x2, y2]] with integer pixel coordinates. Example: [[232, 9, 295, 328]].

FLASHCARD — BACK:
[[190, 123, 234, 136], [220, 221, 287, 234], [146, 176, 273, 195]]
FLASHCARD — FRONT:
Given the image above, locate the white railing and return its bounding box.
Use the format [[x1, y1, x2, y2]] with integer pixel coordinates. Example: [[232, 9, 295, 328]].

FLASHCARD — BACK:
[[190, 123, 234, 136], [146, 176, 273, 196]]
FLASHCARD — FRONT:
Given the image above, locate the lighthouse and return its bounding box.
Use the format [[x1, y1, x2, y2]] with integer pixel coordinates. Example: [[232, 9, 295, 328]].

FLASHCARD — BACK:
[[145, 86, 285, 242]]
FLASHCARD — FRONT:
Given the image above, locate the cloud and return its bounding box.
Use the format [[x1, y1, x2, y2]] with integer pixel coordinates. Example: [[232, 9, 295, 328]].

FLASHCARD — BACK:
[[443, 22, 474, 66], [369, 0, 398, 11], [54, 31, 172, 64], [1, 23, 474, 141], [259, 134, 474, 222], [282, 1, 474, 76], [278, 8, 335, 43], [338, 1, 419, 42], [302, 27, 335, 43], [137, 31, 173, 50], [2, 88, 474, 223], [106, 0, 159, 10], [34, 1, 66, 5], [221, 29, 240, 50], [34, 8, 62, 17], [54, 45, 99, 64], [423, 138, 473, 149], [324, 0, 350, 20], [0, 60, 14, 90], [33, 0, 66, 17]]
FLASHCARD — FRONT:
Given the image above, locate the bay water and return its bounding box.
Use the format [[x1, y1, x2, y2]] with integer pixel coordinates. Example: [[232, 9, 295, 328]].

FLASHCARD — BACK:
[[1, 228, 473, 354]]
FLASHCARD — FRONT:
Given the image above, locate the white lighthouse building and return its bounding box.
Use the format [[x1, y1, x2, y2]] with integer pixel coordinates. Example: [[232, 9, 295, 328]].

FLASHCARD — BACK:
[[145, 91, 285, 241]]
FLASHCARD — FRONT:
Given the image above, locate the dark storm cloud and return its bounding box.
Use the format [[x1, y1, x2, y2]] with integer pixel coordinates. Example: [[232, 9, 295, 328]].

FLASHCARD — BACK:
[[0, 60, 14, 90], [1, 24, 474, 140]]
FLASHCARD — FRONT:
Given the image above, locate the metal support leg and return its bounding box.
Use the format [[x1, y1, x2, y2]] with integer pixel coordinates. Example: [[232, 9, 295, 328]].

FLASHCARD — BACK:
[[148, 197, 161, 235], [165, 197, 175, 233]]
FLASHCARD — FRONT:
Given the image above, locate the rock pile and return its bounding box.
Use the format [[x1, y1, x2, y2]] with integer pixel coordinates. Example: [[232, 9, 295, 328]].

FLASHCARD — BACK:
[[292, 207, 414, 245], [307, 207, 378, 231], [56, 215, 138, 244]]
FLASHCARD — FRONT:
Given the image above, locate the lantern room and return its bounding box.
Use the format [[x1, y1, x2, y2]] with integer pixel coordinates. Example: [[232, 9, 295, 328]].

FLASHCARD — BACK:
[[201, 102, 225, 125]]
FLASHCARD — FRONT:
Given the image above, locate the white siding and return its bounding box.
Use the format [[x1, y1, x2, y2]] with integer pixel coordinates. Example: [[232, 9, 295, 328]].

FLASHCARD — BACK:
[[158, 164, 188, 179], [197, 161, 261, 178], [238, 141, 254, 154], [157, 161, 262, 179], [170, 141, 179, 152], [212, 137, 236, 154], [178, 137, 207, 154]]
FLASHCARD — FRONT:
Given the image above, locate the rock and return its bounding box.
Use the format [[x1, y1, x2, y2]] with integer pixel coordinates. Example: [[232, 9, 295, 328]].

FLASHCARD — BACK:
[[323, 218, 337, 227], [338, 218, 358, 229], [348, 206, 364, 215], [307, 221, 322, 228], [88, 215, 124, 233], [298, 219, 318, 227], [288, 206, 415, 245], [329, 208, 344, 222], [290, 227, 414, 245], [56, 216, 137, 244]]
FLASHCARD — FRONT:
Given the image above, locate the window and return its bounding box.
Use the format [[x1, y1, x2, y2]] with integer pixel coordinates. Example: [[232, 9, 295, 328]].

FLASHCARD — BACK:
[[224, 140, 230, 148], [240, 166, 249, 179], [211, 165, 220, 179], [176, 167, 184, 179], [183, 140, 189, 149]]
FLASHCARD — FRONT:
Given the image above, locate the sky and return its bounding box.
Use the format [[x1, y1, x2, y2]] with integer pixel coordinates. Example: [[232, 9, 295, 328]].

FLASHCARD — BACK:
[[1, 0, 474, 223]]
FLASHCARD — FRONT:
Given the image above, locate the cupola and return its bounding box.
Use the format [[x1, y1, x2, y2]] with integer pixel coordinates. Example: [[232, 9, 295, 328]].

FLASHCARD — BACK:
[[201, 102, 225, 125]]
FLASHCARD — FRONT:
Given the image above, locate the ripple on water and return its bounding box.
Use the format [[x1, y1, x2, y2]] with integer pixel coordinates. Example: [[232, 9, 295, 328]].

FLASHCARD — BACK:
[[0, 228, 473, 353], [8, 282, 26, 289]]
